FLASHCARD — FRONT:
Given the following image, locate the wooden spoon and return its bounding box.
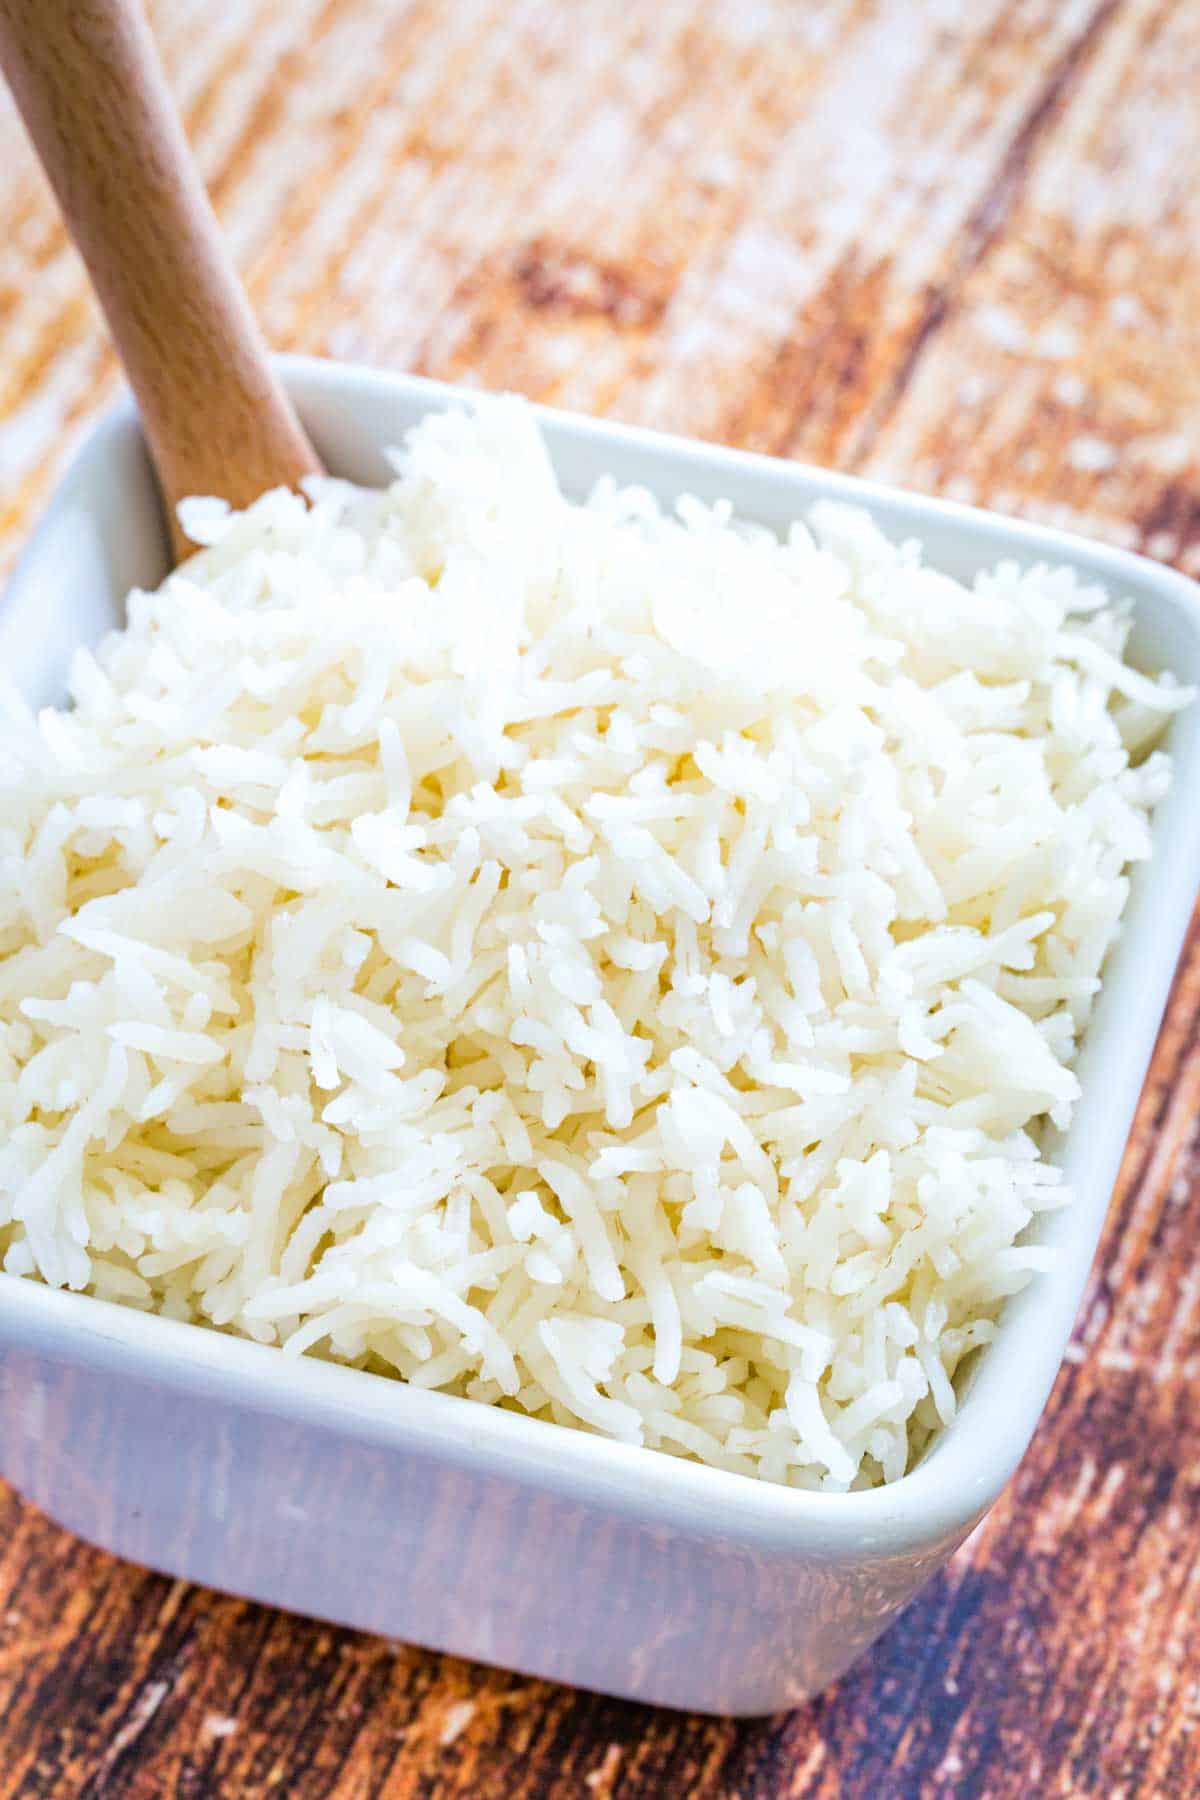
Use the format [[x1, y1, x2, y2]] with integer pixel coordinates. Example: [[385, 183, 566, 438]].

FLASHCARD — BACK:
[[0, 0, 322, 561]]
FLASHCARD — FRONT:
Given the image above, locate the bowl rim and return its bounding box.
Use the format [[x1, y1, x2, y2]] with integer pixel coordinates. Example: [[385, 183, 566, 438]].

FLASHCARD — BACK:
[[4, 352, 1199, 1558]]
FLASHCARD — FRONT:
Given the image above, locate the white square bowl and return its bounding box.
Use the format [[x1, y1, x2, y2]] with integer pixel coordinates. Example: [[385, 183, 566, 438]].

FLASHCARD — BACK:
[[2, 356, 1199, 1716]]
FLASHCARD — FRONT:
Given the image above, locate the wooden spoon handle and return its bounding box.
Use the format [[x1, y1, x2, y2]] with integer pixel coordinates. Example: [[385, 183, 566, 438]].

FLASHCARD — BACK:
[[0, 0, 321, 558]]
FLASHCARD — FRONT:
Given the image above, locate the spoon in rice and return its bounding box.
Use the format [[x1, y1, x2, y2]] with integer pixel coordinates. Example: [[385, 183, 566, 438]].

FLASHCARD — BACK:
[[0, 0, 322, 562]]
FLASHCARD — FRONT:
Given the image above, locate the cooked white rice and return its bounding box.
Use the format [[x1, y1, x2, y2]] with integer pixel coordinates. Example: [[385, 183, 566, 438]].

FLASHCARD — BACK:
[[0, 398, 1187, 1489]]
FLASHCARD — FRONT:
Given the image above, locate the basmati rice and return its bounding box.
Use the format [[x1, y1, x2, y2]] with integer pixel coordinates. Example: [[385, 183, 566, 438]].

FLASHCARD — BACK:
[[0, 397, 1187, 1488]]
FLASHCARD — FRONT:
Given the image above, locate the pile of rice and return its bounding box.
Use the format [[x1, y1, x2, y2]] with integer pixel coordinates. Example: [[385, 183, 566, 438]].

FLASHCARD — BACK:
[[0, 399, 1186, 1489]]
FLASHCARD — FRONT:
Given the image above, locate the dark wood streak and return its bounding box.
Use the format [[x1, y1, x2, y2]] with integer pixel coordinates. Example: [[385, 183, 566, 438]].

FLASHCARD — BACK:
[[2, 0, 1200, 1795], [845, 0, 1124, 471]]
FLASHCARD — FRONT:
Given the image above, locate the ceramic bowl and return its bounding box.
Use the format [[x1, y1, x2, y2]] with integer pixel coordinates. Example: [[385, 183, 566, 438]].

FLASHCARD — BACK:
[[2, 358, 1199, 1714]]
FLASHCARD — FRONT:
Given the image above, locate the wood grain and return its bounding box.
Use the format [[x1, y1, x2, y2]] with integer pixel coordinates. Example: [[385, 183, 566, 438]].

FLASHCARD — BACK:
[[0, 0, 320, 558], [1, 0, 1199, 1794]]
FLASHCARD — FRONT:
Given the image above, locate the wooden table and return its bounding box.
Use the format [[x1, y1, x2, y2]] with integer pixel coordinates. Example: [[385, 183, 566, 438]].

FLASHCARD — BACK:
[[1, 1, 1199, 1793]]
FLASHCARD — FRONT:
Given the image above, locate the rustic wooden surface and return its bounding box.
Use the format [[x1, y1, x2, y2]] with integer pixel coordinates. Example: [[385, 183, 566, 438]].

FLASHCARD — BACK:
[[1, 0, 1199, 1793]]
